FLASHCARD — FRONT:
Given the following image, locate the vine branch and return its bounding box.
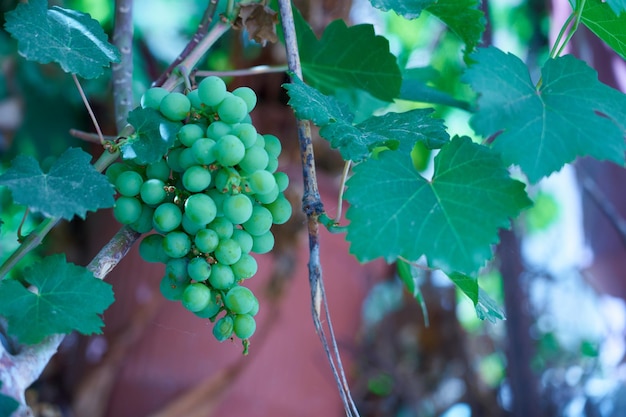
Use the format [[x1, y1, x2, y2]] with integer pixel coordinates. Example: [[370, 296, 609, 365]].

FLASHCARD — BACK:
[[112, 0, 135, 132]]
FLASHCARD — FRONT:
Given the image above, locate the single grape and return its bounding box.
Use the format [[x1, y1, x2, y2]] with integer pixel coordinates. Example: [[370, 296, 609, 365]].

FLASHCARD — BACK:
[[263, 134, 282, 158], [232, 123, 257, 149], [165, 258, 189, 283], [198, 76, 227, 107], [116, 170, 144, 197], [129, 204, 155, 233], [113, 196, 142, 224], [146, 159, 170, 181], [182, 165, 212, 192], [187, 257, 211, 282], [208, 217, 234, 240], [214, 167, 241, 194], [232, 86, 257, 113], [215, 239, 242, 265], [206, 189, 226, 217], [233, 314, 256, 339], [106, 162, 130, 184], [248, 170, 276, 195], [223, 194, 253, 224], [232, 254, 258, 280], [217, 94, 248, 124], [140, 179, 167, 206], [193, 228, 218, 254], [205, 120, 232, 140], [141, 87, 169, 110], [254, 134, 265, 148], [224, 285, 255, 314], [266, 156, 279, 173], [248, 296, 259, 316], [265, 195, 292, 225], [178, 147, 197, 171], [232, 229, 253, 254], [162, 231, 192, 258], [214, 134, 245, 167], [254, 184, 279, 205], [242, 205, 273, 236], [187, 88, 203, 110], [153, 202, 182, 233], [238, 146, 269, 173], [178, 123, 205, 147], [166, 147, 185, 172], [160, 92, 191, 121], [182, 283, 211, 312], [182, 213, 206, 236], [251, 230, 274, 254], [184, 193, 217, 225], [139, 234, 169, 263], [209, 263, 235, 290], [160, 276, 187, 301], [212, 315, 234, 342], [194, 292, 222, 319], [191, 138, 217, 165], [274, 171, 289, 193]]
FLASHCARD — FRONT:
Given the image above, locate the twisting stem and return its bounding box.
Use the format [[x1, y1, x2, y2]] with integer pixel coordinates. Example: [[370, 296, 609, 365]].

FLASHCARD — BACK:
[[195, 64, 288, 78], [112, 0, 135, 132], [72, 74, 105, 144], [277, 1, 360, 416]]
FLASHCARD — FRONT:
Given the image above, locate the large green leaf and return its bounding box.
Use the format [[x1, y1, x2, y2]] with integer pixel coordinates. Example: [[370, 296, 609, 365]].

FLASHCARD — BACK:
[[400, 67, 473, 110], [122, 107, 182, 164], [0, 148, 115, 220], [345, 136, 531, 274], [4, 0, 120, 79], [293, 10, 401, 102], [0, 254, 114, 344], [284, 76, 448, 161], [464, 47, 626, 183], [578, 0, 626, 60]]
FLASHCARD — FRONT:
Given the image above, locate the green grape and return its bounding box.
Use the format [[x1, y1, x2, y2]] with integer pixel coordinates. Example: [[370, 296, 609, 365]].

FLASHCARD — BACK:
[[251, 230, 274, 254], [182, 165, 212, 192], [205, 120, 232, 140], [232, 123, 258, 148], [194, 292, 222, 319], [224, 285, 255, 314], [146, 159, 170, 181], [223, 194, 253, 224], [139, 234, 169, 263], [238, 146, 268, 173], [182, 213, 206, 235], [195, 228, 220, 253], [116, 170, 144, 197], [249, 295, 259, 316], [263, 134, 282, 158], [166, 147, 185, 172], [129, 204, 155, 233], [141, 87, 169, 110], [265, 195, 292, 225], [233, 314, 256, 339], [209, 263, 235, 290], [191, 138, 217, 165], [232, 254, 258, 280], [215, 135, 245, 167], [184, 193, 217, 225], [243, 205, 273, 236], [212, 315, 234, 341], [198, 76, 227, 107], [187, 257, 211, 282], [266, 156, 279, 173], [215, 238, 242, 265], [214, 167, 241, 194], [206, 189, 226, 217], [248, 170, 276, 195], [178, 147, 197, 171], [232, 86, 257, 113], [182, 283, 211, 312], [165, 258, 189, 283], [160, 276, 187, 301], [254, 184, 279, 205], [178, 123, 205, 147], [160, 92, 191, 121], [274, 171, 289, 192], [217, 94, 248, 124], [208, 217, 234, 240], [187, 88, 203, 110], [162, 231, 191, 258], [232, 229, 253, 254], [153, 202, 182, 233], [140, 179, 167, 206], [114, 196, 142, 224], [106, 162, 130, 184], [254, 134, 265, 148]]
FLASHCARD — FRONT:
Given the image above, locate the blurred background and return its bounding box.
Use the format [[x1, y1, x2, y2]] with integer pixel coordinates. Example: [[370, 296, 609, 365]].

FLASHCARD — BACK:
[[1, 0, 626, 416]]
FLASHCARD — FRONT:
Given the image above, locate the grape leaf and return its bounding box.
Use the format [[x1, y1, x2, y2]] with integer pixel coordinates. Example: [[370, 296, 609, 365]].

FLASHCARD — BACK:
[[0, 148, 115, 220], [447, 272, 505, 322], [4, 0, 120, 79], [0, 254, 114, 345], [464, 47, 626, 183], [345, 136, 531, 274], [122, 107, 182, 164], [0, 383, 19, 417], [284, 76, 448, 161], [396, 261, 429, 324], [368, 0, 436, 18], [577, 0, 626, 60], [400, 67, 473, 111], [293, 9, 401, 101]]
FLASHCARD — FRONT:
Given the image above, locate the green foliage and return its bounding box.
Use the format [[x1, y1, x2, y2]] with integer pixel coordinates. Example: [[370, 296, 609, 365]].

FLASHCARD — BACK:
[[603, 0, 626, 17], [293, 9, 402, 101], [0, 254, 114, 344], [578, 0, 626, 60], [369, 0, 436, 18], [284, 76, 448, 161], [122, 107, 182, 164], [465, 47, 626, 183], [400, 67, 473, 110], [525, 192, 560, 232], [345, 136, 532, 274], [0, 383, 19, 417], [0, 148, 115, 220], [4, 0, 120, 79], [448, 272, 506, 322]]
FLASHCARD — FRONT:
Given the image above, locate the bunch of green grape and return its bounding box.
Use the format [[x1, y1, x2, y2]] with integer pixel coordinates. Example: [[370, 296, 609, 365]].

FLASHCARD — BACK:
[[108, 76, 292, 353]]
